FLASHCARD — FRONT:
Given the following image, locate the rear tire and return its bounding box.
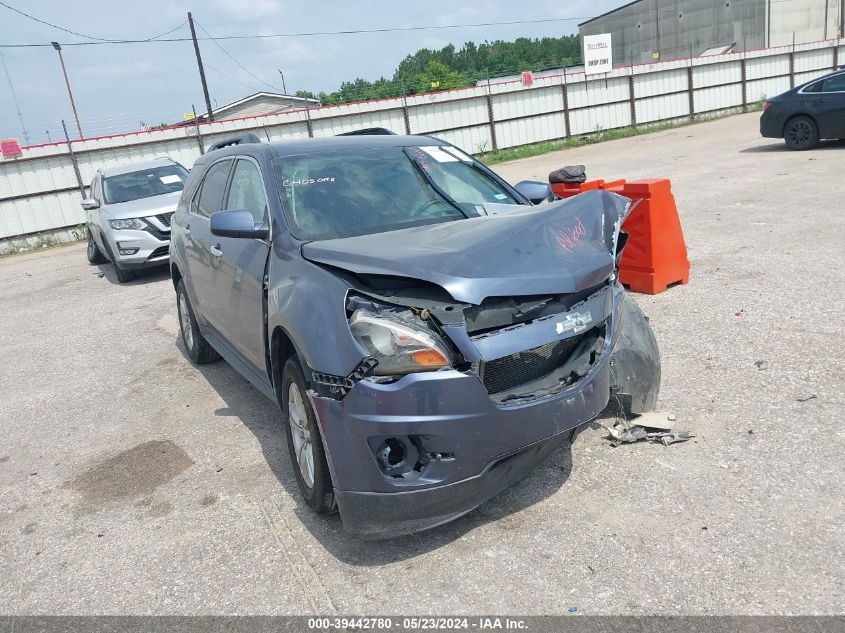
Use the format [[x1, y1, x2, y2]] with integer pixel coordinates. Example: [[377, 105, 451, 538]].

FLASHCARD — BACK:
[[114, 267, 137, 283], [281, 357, 334, 514], [784, 116, 819, 150], [176, 279, 220, 363], [86, 232, 107, 265]]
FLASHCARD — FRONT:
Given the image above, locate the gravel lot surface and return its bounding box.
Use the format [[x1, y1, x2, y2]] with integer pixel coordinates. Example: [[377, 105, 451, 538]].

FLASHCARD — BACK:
[[1, 112, 842, 615]]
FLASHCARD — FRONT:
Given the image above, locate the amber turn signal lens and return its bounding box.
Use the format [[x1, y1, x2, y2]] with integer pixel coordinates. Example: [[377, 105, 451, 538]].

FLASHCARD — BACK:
[[411, 349, 447, 367]]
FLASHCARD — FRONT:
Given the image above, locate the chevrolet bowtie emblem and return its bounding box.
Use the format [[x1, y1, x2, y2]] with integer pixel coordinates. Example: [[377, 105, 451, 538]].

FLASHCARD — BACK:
[[555, 311, 592, 335]]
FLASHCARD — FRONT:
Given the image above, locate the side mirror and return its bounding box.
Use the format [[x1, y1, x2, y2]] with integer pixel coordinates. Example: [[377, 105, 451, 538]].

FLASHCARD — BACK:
[[514, 180, 553, 205], [210, 210, 269, 240], [81, 198, 99, 210]]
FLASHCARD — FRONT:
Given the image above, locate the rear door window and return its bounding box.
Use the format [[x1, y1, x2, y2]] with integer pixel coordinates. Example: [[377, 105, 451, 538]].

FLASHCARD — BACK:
[[196, 159, 233, 218]]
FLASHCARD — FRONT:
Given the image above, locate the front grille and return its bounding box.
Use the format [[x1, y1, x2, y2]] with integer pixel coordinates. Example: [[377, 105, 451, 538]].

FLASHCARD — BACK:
[[156, 212, 173, 227], [148, 246, 169, 260], [143, 223, 170, 241], [479, 333, 587, 395]]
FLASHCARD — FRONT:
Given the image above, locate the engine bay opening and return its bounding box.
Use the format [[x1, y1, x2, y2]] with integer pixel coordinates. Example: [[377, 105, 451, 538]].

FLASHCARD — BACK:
[[482, 322, 608, 405]]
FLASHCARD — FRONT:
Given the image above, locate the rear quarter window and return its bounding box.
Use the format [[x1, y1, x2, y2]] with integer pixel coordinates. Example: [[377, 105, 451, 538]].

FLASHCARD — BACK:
[[821, 74, 845, 92]]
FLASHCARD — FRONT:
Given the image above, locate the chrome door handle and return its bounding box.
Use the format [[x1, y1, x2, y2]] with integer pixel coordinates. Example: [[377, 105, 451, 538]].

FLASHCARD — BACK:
[[184, 223, 191, 236], [210, 243, 223, 257]]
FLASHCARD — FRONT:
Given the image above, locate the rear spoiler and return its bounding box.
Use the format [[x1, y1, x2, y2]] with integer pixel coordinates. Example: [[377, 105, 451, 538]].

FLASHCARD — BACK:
[[207, 133, 262, 152]]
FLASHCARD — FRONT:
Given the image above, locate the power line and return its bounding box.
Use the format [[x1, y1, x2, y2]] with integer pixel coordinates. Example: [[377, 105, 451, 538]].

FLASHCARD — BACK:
[[0, 0, 115, 41], [145, 21, 189, 41], [0, 16, 594, 48], [0, 1, 187, 43], [204, 63, 265, 94], [193, 18, 281, 93], [0, 49, 29, 143], [0, 0, 828, 49]]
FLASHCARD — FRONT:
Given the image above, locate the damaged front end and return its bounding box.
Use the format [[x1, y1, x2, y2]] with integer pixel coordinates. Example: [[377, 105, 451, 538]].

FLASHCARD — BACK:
[[301, 190, 660, 538]]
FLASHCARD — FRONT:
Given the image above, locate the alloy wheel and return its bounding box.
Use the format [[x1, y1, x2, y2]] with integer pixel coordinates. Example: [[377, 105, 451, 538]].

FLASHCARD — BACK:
[[178, 292, 194, 351], [788, 120, 812, 148], [287, 382, 315, 488]]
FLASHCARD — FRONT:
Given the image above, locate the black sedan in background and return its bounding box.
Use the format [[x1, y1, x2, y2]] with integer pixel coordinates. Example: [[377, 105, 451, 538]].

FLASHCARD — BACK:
[[761, 68, 845, 150]]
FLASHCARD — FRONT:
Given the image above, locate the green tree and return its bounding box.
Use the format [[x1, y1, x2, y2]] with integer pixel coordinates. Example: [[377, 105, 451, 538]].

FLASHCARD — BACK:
[[416, 60, 466, 93], [308, 34, 582, 105]]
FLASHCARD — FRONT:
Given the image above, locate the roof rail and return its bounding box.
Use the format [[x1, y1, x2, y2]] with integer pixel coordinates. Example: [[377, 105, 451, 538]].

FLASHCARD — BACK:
[[207, 133, 262, 152], [336, 127, 396, 136]]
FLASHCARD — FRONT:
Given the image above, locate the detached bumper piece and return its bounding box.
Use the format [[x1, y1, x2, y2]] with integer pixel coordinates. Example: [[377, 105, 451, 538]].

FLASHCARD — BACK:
[[311, 357, 378, 393]]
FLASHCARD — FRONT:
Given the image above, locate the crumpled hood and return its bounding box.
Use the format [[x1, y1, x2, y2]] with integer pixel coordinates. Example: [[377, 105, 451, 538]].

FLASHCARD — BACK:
[[103, 191, 181, 220], [302, 190, 631, 305]]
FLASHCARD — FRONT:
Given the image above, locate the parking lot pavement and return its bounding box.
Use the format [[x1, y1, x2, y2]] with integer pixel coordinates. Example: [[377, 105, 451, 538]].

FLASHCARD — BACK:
[[0, 112, 843, 615]]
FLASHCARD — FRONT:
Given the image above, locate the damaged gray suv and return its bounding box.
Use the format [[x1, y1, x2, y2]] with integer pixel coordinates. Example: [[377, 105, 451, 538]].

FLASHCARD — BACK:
[[169, 133, 660, 538]]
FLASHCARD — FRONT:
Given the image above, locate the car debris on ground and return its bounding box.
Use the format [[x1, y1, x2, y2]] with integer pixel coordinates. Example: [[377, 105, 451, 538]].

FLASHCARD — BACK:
[[605, 411, 694, 447]]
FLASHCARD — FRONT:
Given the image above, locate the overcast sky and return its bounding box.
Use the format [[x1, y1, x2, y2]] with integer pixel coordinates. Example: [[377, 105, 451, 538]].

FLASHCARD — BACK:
[[0, 0, 621, 145]]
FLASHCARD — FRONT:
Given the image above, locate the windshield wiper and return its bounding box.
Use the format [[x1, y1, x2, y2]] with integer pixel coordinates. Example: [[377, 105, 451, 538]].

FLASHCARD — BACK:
[[404, 149, 469, 218]]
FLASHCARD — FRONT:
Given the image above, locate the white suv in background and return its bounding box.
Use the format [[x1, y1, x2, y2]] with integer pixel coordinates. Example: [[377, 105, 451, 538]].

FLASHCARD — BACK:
[[83, 157, 189, 282]]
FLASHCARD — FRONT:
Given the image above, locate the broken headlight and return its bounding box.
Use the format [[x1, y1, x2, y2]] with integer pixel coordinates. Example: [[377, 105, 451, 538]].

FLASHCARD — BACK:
[[349, 309, 451, 375]]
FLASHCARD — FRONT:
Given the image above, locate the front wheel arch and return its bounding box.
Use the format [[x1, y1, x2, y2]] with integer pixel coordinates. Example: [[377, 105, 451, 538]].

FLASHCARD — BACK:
[[782, 113, 817, 137], [270, 326, 313, 406], [170, 262, 182, 292]]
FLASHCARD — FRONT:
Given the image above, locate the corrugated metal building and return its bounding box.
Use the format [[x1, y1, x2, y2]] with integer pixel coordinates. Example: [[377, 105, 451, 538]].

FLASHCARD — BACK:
[[580, 0, 844, 63], [768, 0, 844, 46]]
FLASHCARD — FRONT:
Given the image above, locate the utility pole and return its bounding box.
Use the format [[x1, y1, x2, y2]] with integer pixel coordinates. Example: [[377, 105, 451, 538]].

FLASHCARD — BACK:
[[188, 12, 214, 122], [62, 120, 85, 199], [191, 104, 204, 155], [51, 42, 83, 139], [277, 69, 287, 94]]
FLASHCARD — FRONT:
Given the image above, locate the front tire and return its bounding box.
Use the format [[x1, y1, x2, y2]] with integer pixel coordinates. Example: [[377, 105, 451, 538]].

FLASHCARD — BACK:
[[784, 116, 819, 150], [281, 357, 334, 514], [86, 232, 107, 265], [176, 279, 220, 363]]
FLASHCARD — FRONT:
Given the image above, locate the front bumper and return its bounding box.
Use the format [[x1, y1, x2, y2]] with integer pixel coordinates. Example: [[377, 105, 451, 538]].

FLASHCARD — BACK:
[[311, 289, 659, 539], [335, 431, 572, 539], [102, 225, 170, 270]]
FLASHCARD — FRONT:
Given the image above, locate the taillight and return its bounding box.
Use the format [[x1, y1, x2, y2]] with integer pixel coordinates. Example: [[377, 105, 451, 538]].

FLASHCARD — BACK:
[[763, 102, 773, 111]]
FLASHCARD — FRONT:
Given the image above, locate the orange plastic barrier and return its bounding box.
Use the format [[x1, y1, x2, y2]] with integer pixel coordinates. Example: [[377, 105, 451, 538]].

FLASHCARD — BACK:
[[617, 179, 689, 294], [551, 179, 605, 198], [550, 178, 690, 295]]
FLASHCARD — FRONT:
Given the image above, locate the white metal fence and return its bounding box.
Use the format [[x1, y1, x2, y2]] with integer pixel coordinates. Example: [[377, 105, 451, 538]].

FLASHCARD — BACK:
[[1, 37, 843, 243]]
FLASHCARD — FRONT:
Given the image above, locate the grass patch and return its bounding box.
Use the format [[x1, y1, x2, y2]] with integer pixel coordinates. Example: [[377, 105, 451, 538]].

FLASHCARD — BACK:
[[477, 105, 762, 165], [478, 120, 687, 165], [0, 225, 87, 257]]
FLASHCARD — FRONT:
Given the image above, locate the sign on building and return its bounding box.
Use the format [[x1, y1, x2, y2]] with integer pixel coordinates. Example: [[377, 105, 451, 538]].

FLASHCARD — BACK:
[[584, 33, 613, 75], [1, 138, 22, 159]]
